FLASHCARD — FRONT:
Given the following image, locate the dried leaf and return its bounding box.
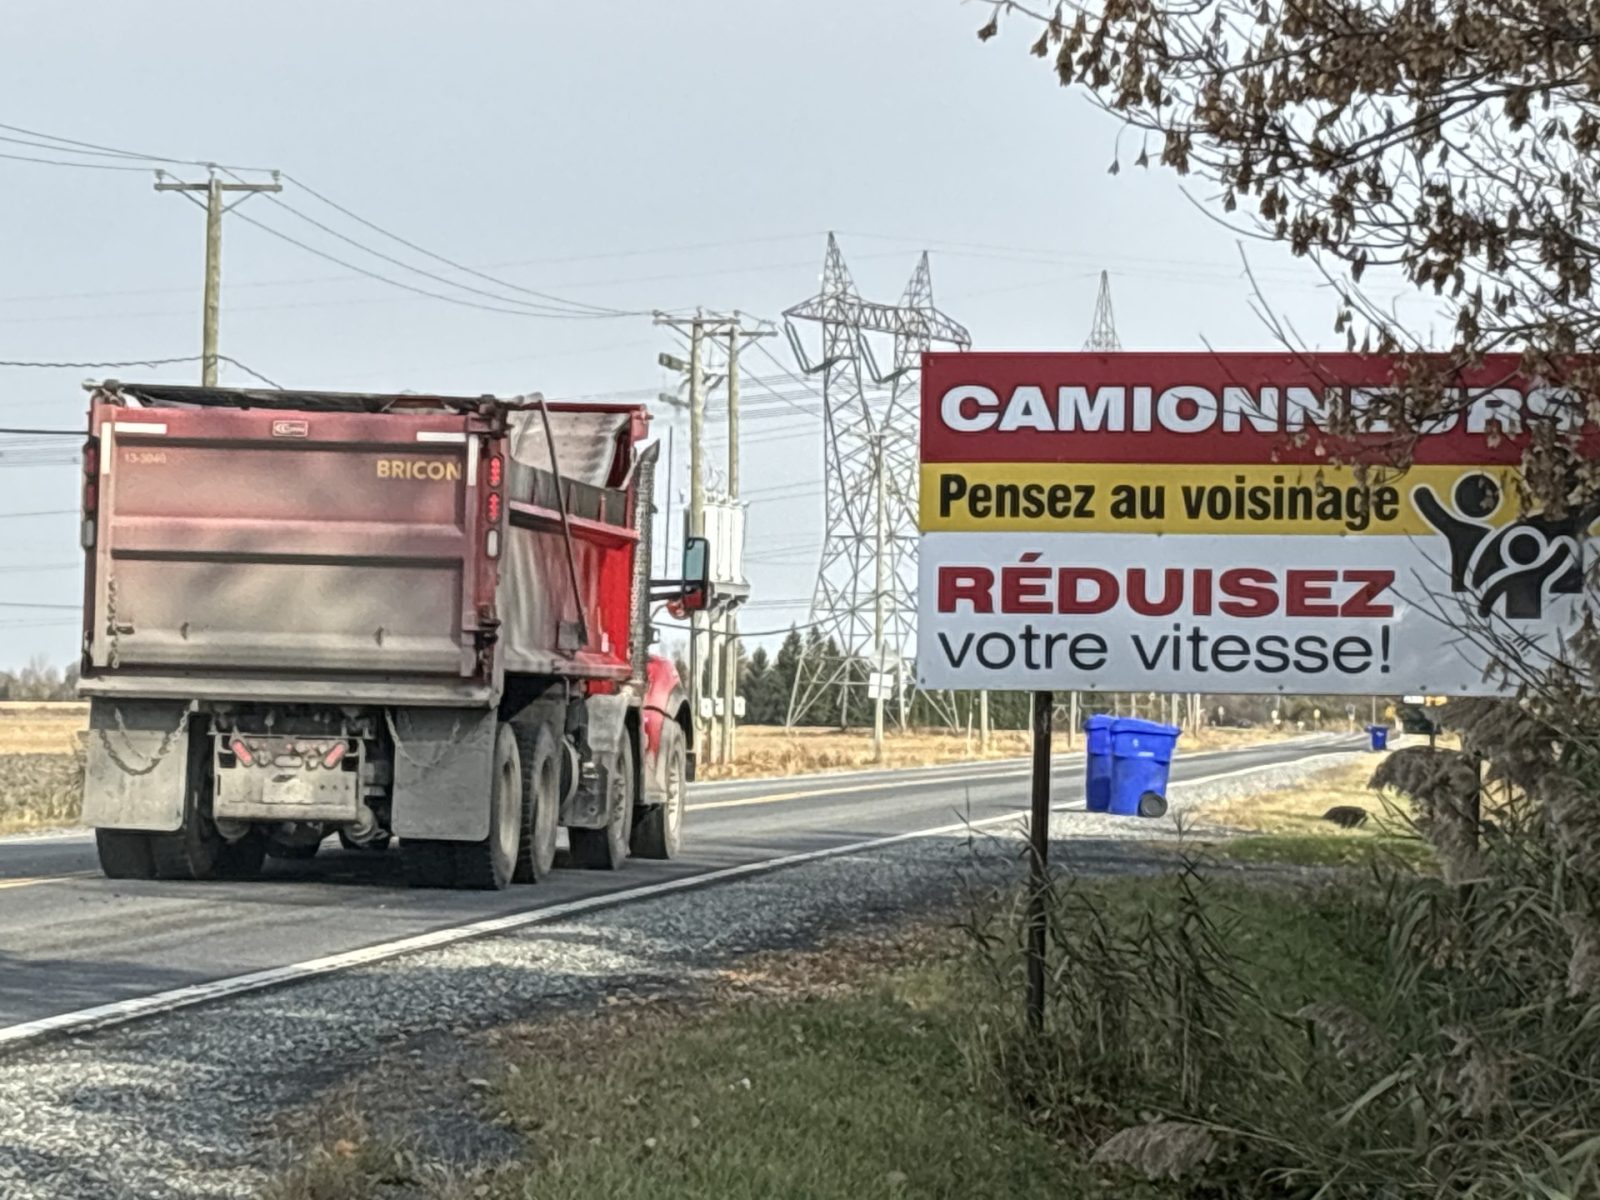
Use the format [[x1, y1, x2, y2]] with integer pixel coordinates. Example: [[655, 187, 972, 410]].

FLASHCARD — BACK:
[[1092, 1122, 1218, 1180]]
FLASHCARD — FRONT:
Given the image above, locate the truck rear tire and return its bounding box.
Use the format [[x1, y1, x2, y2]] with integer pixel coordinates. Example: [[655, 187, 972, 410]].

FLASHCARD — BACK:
[[95, 829, 155, 880], [152, 816, 264, 881], [453, 723, 522, 891], [513, 722, 560, 883], [570, 736, 635, 870], [632, 722, 685, 860], [401, 839, 456, 888], [265, 837, 321, 861]]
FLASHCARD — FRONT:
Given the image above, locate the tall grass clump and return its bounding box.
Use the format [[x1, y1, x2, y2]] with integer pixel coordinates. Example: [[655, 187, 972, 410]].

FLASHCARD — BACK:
[[965, 707, 1600, 1198]]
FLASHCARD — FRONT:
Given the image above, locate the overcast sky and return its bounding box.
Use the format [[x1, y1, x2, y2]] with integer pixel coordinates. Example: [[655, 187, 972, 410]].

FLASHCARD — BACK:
[[0, 0, 1438, 669]]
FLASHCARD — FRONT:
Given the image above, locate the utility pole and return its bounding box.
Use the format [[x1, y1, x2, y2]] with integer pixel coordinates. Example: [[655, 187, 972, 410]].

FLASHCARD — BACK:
[[654, 311, 772, 766], [979, 690, 990, 753], [154, 168, 281, 386], [687, 316, 708, 759], [688, 317, 706, 540], [720, 324, 741, 767]]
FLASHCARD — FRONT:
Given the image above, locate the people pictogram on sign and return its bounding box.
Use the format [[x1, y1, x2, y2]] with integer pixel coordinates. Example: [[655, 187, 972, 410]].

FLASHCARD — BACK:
[[1412, 473, 1596, 621]]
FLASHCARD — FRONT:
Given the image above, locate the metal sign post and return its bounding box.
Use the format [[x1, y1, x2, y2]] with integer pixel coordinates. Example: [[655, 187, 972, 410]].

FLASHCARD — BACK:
[[1026, 689, 1053, 1031]]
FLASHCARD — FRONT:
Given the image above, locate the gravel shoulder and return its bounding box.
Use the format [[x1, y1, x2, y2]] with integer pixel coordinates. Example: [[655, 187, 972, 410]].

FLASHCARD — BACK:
[[0, 753, 1356, 1200]]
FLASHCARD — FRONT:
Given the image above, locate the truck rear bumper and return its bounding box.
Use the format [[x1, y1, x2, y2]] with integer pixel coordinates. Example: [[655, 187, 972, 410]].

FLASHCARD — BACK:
[[79, 674, 496, 709]]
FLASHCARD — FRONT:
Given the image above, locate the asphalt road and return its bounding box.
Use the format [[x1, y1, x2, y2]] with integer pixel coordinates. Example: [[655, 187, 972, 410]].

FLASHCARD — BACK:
[[0, 735, 1358, 1034]]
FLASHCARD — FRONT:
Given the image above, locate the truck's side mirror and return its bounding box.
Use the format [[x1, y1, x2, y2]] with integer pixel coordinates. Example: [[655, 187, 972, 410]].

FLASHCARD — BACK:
[[681, 536, 710, 611]]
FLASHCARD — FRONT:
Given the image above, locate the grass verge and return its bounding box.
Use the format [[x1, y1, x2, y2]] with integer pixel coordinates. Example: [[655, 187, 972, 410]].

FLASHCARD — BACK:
[[267, 872, 1388, 1200], [1180, 754, 1434, 869]]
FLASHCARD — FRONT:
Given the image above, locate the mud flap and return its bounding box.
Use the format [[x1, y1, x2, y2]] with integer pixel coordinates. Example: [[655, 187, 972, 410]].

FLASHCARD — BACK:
[[81, 698, 192, 832], [389, 707, 497, 842]]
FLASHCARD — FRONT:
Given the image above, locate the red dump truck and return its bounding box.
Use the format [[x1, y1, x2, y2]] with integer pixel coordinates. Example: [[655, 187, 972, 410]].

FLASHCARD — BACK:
[[76, 381, 701, 889]]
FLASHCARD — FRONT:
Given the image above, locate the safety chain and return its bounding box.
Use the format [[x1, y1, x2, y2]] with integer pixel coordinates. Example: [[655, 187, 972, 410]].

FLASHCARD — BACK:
[[96, 704, 191, 778], [105, 575, 121, 670], [384, 709, 468, 778]]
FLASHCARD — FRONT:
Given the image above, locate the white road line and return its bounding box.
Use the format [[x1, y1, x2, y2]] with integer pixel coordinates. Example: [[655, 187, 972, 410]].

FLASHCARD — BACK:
[[0, 748, 1357, 1052]]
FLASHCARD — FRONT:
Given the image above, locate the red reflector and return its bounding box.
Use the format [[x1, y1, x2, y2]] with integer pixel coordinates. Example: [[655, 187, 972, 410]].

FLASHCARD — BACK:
[[82, 481, 97, 512], [486, 492, 503, 523], [487, 455, 503, 488], [82, 442, 99, 476], [322, 743, 347, 769], [229, 738, 254, 767]]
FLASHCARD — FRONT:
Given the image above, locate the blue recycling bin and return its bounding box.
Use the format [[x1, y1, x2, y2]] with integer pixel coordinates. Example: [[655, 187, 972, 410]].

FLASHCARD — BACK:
[[1367, 724, 1390, 751], [1084, 714, 1115, 812], [1110, 718, 1182, 817]]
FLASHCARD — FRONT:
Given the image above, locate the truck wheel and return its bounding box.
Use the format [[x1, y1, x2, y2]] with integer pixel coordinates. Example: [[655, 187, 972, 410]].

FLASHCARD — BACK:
[[570, 736, 635, 870], [454, 723, 522, 890], [151, 815, 225, 881], [95, 830, 155, 880], [632, 722, 686, 860], [338, 830, 392, 853], [401, 840, 456, 888], [513, 723, 560, 883], [215, 831, 268, 879], [265, 837, 321, 861]]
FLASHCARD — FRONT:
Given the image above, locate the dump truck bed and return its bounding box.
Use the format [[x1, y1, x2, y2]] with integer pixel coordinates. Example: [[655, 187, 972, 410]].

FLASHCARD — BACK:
[[79, 383, 650, 708]]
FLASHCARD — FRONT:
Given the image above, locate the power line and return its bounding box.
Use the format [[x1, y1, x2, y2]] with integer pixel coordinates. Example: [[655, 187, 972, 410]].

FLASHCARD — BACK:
[[249, 180, 627, 320], [0, 119, 651, 323], [0, 132, 155, 161], [281, 173, 637, 318], [227, 207, 634, 322], [0, 427, 80, 437], [0, 119, 275, 174], [0, 354, 201, 371], [0, 150, 152, 173], [0, 352, 279, 387], [0, 509, 75, 520], [0, 233, 830, 308]]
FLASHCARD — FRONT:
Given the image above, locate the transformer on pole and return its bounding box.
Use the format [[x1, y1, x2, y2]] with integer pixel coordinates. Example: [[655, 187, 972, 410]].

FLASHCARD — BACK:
[[783, 233, 970, 729]]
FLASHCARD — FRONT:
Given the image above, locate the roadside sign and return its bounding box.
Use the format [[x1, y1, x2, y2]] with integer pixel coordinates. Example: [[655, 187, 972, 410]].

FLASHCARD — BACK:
[[917, 351, 1595, 696]]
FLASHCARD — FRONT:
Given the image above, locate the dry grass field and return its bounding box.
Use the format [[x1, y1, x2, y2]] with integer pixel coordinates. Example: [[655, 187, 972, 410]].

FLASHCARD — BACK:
[[0, 702, 87, 833], [0, 701, 88, 755], [695, 721, 1309, 781]]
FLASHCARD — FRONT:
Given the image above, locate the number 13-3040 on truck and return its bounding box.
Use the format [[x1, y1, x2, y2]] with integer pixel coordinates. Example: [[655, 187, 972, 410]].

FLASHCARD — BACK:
[[75, 382, 704, 890]]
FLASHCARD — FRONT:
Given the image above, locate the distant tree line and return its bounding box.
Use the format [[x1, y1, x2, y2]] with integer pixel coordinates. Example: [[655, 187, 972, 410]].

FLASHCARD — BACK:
[[0, 657, 79, 702]]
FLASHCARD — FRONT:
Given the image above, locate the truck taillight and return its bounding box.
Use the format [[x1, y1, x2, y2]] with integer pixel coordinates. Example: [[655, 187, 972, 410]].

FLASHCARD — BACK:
[[487, 455, 503, 488], [486, 492, 502, 523], [486, 529, 501, 558], [229, 737, 254, 767], [82, 439, 99, 516], [322, 742, 347, 769]]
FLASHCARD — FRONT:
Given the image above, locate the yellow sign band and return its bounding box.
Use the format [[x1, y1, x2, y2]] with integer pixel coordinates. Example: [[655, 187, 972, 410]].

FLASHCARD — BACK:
[[918, 463, 1526, 536]]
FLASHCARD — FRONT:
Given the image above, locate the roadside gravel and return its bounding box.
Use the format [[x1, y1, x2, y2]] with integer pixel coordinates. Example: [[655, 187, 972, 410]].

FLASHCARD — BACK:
[[0, 754, 1352, 1200]]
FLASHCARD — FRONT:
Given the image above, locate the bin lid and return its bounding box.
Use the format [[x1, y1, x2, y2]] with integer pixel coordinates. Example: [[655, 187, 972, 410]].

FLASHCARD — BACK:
[[1111, 718, 1181, 737], [1084, 714, 1115, 731]]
